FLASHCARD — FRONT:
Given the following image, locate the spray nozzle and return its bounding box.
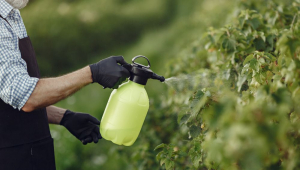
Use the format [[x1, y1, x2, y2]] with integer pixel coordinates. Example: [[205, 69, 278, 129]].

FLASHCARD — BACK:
[[152, 73, 165, 82], [123, 55, 165, 85]]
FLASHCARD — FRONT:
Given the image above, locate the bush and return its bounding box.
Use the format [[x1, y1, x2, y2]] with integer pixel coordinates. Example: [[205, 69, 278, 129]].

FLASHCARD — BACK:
[[46, 0, 235, 169], [155, 0, 300, 169]]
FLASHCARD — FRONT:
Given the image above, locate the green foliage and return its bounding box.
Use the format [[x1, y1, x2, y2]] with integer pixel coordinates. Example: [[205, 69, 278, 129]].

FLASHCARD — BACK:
[[36, 0, 235, 169], [156, 0, 300, 169], [21, 0, 300, 169]]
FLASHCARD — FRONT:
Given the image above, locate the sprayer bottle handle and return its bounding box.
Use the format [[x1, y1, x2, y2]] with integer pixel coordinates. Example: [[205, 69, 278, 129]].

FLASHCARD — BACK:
[[132, 55, 151, 68]]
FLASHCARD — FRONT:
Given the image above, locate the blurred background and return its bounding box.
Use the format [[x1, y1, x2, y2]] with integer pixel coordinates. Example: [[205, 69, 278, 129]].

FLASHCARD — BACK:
[[21, 0, 236, 169]]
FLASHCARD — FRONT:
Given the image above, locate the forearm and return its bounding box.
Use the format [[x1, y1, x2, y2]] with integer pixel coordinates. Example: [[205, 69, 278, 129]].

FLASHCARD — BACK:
[[22, 66, 93, 112], [46, 105, 66, 124]]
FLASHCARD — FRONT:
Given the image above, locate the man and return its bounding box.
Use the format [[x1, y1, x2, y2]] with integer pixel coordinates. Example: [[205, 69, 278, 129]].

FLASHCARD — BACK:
[[0, 0, 130, 169]]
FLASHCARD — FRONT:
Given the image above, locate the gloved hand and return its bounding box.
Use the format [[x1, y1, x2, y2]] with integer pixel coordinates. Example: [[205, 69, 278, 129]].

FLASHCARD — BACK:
[[60, 110, 102, 145], [89, 56, 131, 89]]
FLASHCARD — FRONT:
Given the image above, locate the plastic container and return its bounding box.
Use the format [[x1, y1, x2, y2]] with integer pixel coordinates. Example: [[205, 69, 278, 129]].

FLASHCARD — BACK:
[[100, 55, 165, 146], [100, 81, 149, 146]]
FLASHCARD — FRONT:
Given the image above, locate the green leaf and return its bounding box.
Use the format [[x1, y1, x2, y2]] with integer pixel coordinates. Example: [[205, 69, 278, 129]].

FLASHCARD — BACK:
[[195, 90, 204, 99], [265, 53, 276, 61], [287, 37, 300, 55], [180, 114, 190, 126], [160, 157, 167, 166], [189, 125, 202, 138], [222, 38, 236, 53], [254, 73, 263, 84], [237, 73, 248, 92], [259, 32, 266, 42], [190, 96, 207, 119], [154, 143, 166, 151], [243, 54, 254, 65], [249, 59, 259, 72], [156, 151, 164, 161], [165, 159, 175, 170], [192, 155, 202, 168], [258, 57, 265, 64], [246, 17, 261, 30], [254, 38, 266, 51], [239, 17, 245, 28], [266, 34, 276, 50], [278, 54, 284, 68]]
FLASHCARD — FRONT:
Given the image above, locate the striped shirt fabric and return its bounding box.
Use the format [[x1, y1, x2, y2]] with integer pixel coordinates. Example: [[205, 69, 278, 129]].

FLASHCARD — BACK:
[[0, 0, 39, 110]]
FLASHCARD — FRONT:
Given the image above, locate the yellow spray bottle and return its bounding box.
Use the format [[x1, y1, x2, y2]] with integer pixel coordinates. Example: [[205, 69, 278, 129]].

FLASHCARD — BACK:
[[100, 56, 165, 146]]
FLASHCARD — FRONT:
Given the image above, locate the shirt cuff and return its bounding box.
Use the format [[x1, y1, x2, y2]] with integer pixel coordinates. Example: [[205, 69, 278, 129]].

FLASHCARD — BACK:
[[16, 77, 39, 110]]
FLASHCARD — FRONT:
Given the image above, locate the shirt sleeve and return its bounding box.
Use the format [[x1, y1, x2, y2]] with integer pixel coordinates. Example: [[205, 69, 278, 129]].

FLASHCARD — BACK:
[[0, 20, 39, 110]]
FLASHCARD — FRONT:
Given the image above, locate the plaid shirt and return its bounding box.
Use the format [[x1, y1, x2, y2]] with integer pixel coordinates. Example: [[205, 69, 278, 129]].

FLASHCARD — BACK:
[[0, 0, 39, 110]]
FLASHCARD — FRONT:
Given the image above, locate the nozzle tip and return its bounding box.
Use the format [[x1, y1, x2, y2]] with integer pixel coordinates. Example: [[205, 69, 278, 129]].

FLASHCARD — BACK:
[[152, 73, 165, 82]]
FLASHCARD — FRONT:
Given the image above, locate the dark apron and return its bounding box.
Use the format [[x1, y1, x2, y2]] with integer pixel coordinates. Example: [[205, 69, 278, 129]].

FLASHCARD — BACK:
[[0, 16, 55, 170]]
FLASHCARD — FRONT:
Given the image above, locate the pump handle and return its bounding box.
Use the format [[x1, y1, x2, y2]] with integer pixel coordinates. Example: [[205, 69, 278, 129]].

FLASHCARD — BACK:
[[132, 55, 151, 68]]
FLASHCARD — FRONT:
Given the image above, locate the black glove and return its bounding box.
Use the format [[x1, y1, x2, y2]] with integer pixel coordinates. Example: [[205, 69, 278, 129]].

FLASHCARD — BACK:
[[89, 56, 130, 89], [60, 110, 102, 145]]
